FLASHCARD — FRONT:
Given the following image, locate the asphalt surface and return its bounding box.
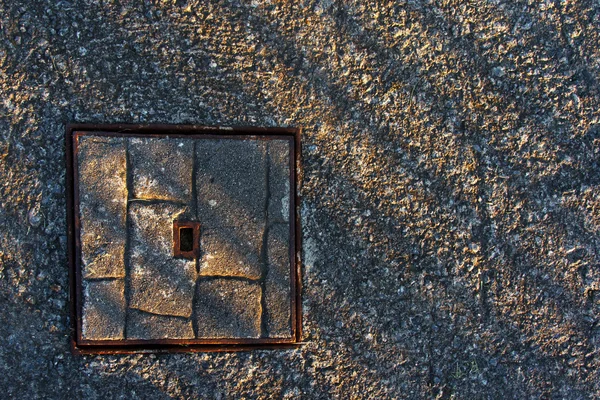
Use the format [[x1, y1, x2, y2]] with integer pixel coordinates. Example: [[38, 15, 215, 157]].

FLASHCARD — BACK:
[[1, 0, 599, 398]]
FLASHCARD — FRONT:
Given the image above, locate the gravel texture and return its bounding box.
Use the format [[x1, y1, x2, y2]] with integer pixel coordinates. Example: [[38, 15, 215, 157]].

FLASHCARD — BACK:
[[0, 0, 599, 398]]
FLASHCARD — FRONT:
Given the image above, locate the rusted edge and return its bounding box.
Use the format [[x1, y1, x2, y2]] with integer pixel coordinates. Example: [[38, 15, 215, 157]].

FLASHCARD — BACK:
[[78, 336, 298, 346], [293, 127, 303, 342], [288, 136, 297, 341], [71, 131, 86, 346], [66, 123, 298, 137], [72, 342, 303, 355], [173, 221, 201, 259], [67, 124, 303, 354], [66, 124, 78, 354]]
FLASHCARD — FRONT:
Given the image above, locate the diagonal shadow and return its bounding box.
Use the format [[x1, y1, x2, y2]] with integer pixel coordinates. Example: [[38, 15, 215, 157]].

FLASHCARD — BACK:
[[53, 0, 600, 397]]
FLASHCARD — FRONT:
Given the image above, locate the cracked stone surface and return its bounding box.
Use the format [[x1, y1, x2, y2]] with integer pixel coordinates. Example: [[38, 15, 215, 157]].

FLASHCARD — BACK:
[[265, 223, 292, 338], [77, 135, 127, 279], [268, 140, 291, 223], [198, 226, 262, 279], [194, 279, 262, 339], [77, 136, 293, 337], [130, 137, 194, 202], [127, 309, 194, 340], [196, 139, 267, 278], [81, 280, 125, 340], [129, 202, 196, 318]]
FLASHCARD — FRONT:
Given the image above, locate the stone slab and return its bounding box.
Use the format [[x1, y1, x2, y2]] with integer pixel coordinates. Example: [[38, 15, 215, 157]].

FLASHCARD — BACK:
[[129, 203, 196, 318], [81, 279, 125, 340], [194, 279, 262, 338], [76, 134, 295, 343], [77, 135, 127, 279], [265, 223, 292, 338], [127, 309, 194, 340], [196, 139, 267, 277], [268, 140, 291, 223], [130, 137, 194, 202], [198, 226, 262, 279], [196, 139, 267, 227]]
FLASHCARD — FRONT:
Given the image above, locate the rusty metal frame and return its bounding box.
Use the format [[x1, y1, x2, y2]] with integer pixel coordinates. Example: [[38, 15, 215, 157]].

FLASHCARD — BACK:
[[66, 123, 303, 354], [173, 221, 201, 259]]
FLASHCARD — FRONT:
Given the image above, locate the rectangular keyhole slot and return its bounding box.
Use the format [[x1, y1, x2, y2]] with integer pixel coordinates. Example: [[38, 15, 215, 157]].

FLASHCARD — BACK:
[[173, 221, 200, 259], [179, 227, 194, 252]]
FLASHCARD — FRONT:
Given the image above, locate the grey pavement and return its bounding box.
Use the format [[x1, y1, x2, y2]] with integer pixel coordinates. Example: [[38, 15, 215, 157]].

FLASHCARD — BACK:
[[1, 0, 599, 398]]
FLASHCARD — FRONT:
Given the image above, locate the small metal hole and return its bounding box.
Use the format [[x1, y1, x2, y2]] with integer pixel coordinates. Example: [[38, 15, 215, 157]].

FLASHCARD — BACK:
[[179, 228, 194, 252]]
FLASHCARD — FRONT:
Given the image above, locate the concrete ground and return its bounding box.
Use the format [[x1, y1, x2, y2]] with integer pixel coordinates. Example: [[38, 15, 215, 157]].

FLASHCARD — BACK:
[[1, 0, 599, 398]]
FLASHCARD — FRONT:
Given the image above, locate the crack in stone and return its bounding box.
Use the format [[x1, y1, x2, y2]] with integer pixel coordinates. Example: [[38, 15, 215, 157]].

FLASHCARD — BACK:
[[129, 307, 192, 322], [191, 140, 200, 337], [259, 144, 271, 337], [82, 136, 291, 341], [123, 138, 133, 340]]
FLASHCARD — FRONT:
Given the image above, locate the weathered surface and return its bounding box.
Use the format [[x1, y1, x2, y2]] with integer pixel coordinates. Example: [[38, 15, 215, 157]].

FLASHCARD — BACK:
[[3, 0, 600, 397], [198, 226, 262, 279], [129, 202, 196, 318], [196, 139, 267, 278], [130, 137, 194, 202], [264, 223, 292, 338], [127, 309, 194, 340], [81, 280, 125, 340], [77, 135, 127, 278], [268, 140, 291, 223], [194, 279, 262, 338]]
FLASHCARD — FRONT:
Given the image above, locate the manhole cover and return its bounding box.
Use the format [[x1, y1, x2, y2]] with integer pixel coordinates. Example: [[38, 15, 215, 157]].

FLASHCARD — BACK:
[[66, 124, 301, 353]]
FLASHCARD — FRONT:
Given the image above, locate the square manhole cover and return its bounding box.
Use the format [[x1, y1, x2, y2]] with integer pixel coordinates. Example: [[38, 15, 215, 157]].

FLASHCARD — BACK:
[[66, 124, 301, 353]]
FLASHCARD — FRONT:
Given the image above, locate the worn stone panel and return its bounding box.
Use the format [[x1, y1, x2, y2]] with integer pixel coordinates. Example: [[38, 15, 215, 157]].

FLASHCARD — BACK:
[[268, 140, 291, 223], [129, 203, 196, 318], [196, 139, 267, 278], [198, 226, 262, 279], [265, 223, 292, 338], [130, 137, 194, 202], [81, 279, 125, 340], [127, 309, 194, 340], [77, 135, 127, 279], [194, 279, 262, 338]]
